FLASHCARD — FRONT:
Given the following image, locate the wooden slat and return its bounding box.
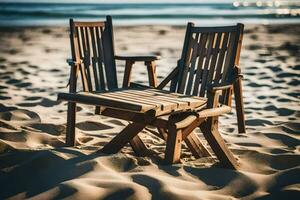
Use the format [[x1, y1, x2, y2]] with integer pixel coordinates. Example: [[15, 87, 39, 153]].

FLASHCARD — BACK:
[[144, 89, 206, 109], [221, 32, 236, 82], [118, 90, 177, 111], [75, 27, 83, 59], [79, 27, 91, 91], [192, 33, 208, 96], [89, 27, 100, 91], [94, 92, 161, 111], [125, 89, 189, 108], [58, 92, 156, 113], [199, 32, 216, 97], [99, 91, 165, 111], [84, 26, 93, 91], [206, 32, 222, 86], [191, 26, 237, 33], [96, 27, 106, 91], [74, 27, 89, 91], [102, 16, 118, 90], [177, 23, 194, 93], [74, 21, 105, 27], [214, 32, 229, 83], [185, 33, 200, 95]]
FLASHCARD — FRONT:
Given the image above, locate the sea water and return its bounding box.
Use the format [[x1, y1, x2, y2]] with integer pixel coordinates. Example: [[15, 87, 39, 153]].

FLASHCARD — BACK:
[[0, 0, 299, 26]]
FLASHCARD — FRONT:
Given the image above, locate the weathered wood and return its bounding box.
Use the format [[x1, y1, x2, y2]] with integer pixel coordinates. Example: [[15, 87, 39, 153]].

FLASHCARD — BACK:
[[192, 33, 208, 95], [145, 61, 158, 87], [191, 25, 237, 33], [206, 33, 222, 85], [95, 26, 106, 91], [157, 66, 179, 90], [130, 135, 150, 156], [165, 125, 182, 164], [214, 32, 229, 83], [101, 122, 146, 154], [184, 132, 211, 158], [200, 120, 239, 169], [199, 32, 216, 97], [122, 60, 134, 88], [74, 21, 105, 27], [177, 22, 194, 93], [66, 102, 76, 146], [185, 33, 200, 95], [234, 77, 246, 133], [102, 16, 118, 90], [58, 91, 156, 113], [115, 55, 160, 62]]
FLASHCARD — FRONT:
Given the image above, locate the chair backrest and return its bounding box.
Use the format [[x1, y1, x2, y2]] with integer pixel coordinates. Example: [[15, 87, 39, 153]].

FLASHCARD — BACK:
[[171, 23, 244, 99], [69, 16, 118, 92]]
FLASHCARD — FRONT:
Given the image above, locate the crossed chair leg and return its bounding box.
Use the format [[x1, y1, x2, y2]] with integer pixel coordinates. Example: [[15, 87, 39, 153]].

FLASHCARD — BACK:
[[66, 103, 238, 170], [165, 115, 239, 170]]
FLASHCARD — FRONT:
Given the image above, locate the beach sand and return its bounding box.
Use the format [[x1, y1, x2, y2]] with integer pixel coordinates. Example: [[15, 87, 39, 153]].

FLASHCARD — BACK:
[[0, 24, 299, 199]]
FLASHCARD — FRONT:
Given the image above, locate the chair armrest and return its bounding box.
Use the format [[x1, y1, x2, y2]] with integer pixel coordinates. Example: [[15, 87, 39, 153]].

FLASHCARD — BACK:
[[66, 59, 82, 66], [207, 82, 233, 92], [115, 55, 160, 62]]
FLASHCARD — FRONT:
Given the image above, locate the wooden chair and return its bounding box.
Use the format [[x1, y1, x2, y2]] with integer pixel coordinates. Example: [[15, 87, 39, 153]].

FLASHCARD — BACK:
[[146, 22, 246, 169], [60, 16, 159, 154], [58, 19, 245, 170], [155, 23, 246, 134]]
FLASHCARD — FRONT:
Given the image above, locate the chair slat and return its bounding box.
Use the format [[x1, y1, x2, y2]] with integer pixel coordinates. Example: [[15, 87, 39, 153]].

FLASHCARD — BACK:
[[74, 27, 89, 91], [221, 32, 236, 82], [185, 33, 200, 95], [214, 32, 229, 83], [207, 32, 222, 85], [102, 17, 118, 90], [96, 27, 106, 91], [110, 90, 175, 111], [177, 23, 194, 94], [192, 33, 208, 95], [191, 26, 237, 33], [89, 27, 100, 91], [83, 27, 93, 91], [199, 32, 216, 97], [123, 89, 188, 109]]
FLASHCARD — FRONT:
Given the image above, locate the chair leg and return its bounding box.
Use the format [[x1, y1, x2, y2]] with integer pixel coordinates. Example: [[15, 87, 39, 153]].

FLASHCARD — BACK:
[[159, 127, 210, 159], [66, 102, 76, 146], [184, 132, 211, 158], [101, 122, 146, 154], [199, 117, 239, 170], [145, 61, 158, 87], [130, 135, 150, 156], [233, 78, 246, 134], [122, 60, 134, 88], [165, 125, 182, 164]]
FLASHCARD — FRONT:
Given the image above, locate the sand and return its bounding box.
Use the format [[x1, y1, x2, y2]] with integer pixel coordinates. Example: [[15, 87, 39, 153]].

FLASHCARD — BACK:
[[0, 24, 299, 200]]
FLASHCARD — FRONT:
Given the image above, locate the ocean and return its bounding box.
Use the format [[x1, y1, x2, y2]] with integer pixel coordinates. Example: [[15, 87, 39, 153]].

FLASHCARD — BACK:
[[0, 0, 299, 26]]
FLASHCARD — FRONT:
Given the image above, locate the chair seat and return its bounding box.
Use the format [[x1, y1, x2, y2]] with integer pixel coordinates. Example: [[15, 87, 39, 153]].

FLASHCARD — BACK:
[[58, 88, 207, 117]]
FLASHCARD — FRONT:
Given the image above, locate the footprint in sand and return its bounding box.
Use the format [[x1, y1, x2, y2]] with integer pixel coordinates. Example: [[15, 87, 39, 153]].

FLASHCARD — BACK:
[[0, 109, 41, 125]]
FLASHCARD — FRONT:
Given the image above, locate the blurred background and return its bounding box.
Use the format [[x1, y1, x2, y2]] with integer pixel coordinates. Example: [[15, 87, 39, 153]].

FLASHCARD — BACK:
[[0, 0, 300, 26]]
